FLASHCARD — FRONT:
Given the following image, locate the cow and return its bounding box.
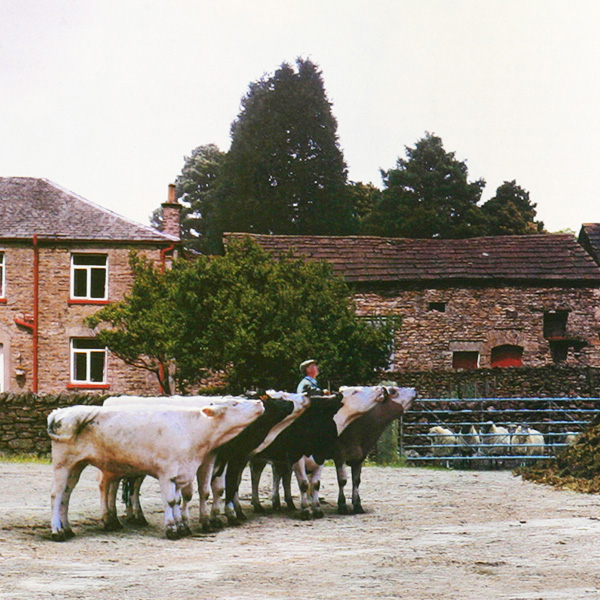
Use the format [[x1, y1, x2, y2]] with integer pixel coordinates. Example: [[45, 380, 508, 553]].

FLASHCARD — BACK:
[[47, 399, 264, 540], [332, 386, 417, 514], [210, 391, 310, 527], [250, 385, 409, 520], [102, 394, 249, 531]]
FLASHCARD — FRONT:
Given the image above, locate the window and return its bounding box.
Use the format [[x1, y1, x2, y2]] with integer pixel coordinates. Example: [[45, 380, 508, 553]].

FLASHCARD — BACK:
[[428, 302, 446, 313], [0, 252, 4, 298], [71, 254, 108, 301], [452, 351, 479, 369], [361, 315, 399, 369], [543, 310, 568, 339], [491, 344, 523, 368], [70, 338, 107, 385]]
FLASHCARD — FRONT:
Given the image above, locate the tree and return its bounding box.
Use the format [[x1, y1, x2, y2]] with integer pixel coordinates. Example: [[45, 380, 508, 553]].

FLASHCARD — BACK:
[[86, 253, 181, 394], [213, 58, 356, 247], [362, 133, 486, 238], [151, 144, 225, 253], [88, 239, 393, 393], [347, 181, 382, 228], [481, 180, 545, 235]]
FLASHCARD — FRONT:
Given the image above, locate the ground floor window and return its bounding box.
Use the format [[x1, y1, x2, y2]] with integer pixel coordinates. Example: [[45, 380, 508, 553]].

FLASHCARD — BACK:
[[491, 344, 524, 368], [70, 338, 106, 384], [452, 351, 479, 369]]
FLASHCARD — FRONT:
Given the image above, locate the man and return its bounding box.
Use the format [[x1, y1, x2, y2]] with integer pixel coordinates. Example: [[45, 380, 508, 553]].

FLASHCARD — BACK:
[[297, 359, 323, 395]]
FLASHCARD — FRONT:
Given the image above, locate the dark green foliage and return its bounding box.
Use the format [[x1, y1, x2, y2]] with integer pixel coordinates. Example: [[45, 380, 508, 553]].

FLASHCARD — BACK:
[[88, 240, 393, 393], [151, 144, 225, 253], [362, 133, 486, 239], [213, 58, 356, 247], [481, 180, 545, 235], [87, 254, 181, 394]]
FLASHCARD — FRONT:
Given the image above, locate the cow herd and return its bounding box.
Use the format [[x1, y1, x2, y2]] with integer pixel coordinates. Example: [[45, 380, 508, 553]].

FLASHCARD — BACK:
[[47, 385, 417, 540]]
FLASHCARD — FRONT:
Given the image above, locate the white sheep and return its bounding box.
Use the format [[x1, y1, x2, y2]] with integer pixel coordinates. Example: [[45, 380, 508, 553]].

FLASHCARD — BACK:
[[428, 425, 457, 465], [479, 422, 510, 456], [511, 425, 545, 457]]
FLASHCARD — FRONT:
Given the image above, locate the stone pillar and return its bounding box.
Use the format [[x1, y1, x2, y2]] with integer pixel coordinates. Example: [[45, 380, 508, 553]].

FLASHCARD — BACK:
[[161, 184, 182, 239]]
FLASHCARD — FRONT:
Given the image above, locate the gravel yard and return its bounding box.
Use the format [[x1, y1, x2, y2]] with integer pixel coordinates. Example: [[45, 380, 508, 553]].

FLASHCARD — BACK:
[[1, 461, 600, 600]]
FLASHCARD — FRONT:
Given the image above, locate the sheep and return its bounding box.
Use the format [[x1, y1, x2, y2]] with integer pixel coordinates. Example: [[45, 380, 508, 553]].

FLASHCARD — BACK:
[[428, 425, 457, 467], [511, 425, 545, 457]]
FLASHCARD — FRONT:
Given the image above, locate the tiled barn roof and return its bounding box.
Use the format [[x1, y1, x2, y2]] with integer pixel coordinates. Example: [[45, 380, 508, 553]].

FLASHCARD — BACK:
[[225, 233, 600, 284], [0, 177, 177, 243]]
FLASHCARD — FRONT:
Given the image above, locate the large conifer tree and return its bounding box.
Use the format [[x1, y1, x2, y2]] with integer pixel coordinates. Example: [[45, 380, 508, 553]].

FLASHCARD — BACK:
[[214, 58, 356, 245]]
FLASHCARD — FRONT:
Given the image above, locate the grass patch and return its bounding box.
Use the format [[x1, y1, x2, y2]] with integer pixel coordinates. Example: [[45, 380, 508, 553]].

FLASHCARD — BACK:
[[0, 452, 51, 464]]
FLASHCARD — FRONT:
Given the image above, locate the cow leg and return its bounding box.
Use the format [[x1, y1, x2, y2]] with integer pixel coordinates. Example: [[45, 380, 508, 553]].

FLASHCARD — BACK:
[[351, 462, 365, 514], [335, 461, 349, 514], [158, 477, 181, 540], [309, 462, 325, 518], [271, 462, 283, 511], [51, 462, 85, 541], [225, 458, 248, 526], [99, 472, 122, 531], [281, 463, 296, 511], [209, 471, 226, 529], [196, 454, 216, 532], [293, 458, 312, 520], [127, 476, 148, 526], [250, 458, 267, 513], [177, 482, 193, 537]]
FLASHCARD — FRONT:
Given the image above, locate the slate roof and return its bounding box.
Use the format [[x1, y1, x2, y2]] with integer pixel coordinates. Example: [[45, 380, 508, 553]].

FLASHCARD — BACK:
[[225, 233, 600, 284], [578, 224, 600, 267], [0, 177, 177, 243]]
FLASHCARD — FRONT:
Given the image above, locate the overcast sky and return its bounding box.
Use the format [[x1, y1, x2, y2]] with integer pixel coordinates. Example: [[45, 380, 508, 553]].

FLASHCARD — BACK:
[[1, 0, 598, 233]]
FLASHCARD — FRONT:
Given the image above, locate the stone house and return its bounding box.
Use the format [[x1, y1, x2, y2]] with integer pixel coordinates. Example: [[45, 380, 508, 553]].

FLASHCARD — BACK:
[[226, 233, 600, 372], [0, 177, 181, 394]]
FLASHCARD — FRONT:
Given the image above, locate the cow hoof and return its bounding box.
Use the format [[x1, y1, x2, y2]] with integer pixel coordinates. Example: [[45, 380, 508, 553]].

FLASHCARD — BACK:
[[165, 527, 180, 540], [235, 511, 247, 522], [127, 515, 148, 527], [103, 518, 123, 532], [353, 505, 365, 515], [253, 503, 266, 514], [271, 500, 281, 511], [299, 510, 312, 521], [313, 510, 324, 519], [226, 516, 241, 527], [209, 518, 225, 530], [51, 530, 68, 542], [286, 502, 297, 512], [337, 504, 349, 515]]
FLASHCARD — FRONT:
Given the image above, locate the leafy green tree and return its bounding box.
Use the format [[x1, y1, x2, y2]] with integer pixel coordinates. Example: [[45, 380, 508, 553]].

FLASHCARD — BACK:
[[213, 58, 356, 247], [88, 239, 393, 393], [86, 253, 181, 394], [362, 133, 486, 238], [151, 144, 225, 253], [347, 181, 382, 229], [481, 180, 545, 235]]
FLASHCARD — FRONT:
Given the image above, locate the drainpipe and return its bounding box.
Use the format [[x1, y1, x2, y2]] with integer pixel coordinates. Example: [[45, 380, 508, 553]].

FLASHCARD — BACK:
[[32, 234, 39, 393], [160, 243, 176, 273]]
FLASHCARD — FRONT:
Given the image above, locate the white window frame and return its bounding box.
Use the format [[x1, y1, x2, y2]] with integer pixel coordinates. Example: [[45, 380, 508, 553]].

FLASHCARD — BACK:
[[70, 338, 107, 385], [0, 252, 5, 298], [70, 253, 108, 301]]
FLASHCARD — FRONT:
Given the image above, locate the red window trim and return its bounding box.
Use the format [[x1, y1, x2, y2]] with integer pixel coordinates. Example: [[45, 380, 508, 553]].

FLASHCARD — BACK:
[[0, 298, 6, 304], [67, 383, 110, 390], [68, 299, 109, 306]]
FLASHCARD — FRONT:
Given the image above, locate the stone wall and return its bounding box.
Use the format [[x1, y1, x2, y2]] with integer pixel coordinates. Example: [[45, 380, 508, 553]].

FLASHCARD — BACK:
[[0, 242, 163, 395], [386, 364, 600, 398], [0, 392, 105, 455], [354, 283, 600, 371]]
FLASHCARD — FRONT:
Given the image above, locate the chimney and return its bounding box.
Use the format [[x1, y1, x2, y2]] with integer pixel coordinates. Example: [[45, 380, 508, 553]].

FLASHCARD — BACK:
[[161, 183, 181, 239]]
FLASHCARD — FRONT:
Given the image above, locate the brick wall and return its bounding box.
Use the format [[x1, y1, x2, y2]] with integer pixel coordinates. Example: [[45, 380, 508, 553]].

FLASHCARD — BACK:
[[354, 284, 600, 371]]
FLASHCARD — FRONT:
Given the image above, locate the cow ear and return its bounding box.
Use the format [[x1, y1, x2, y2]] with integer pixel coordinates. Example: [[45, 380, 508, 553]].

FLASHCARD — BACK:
[[202, 405, 225, 418]]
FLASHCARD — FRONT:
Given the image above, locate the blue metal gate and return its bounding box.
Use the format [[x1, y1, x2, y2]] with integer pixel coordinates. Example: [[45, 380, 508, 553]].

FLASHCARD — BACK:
[[399, 397, 600, 468]]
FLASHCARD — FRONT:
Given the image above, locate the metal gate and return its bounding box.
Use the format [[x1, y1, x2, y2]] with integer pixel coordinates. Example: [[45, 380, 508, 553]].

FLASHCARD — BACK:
[[399, 397, 600, 468]]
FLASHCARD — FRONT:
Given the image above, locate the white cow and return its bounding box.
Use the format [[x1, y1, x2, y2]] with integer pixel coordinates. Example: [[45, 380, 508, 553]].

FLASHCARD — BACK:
[[102, 394, 247, 530], [48, 399, 264, 540]]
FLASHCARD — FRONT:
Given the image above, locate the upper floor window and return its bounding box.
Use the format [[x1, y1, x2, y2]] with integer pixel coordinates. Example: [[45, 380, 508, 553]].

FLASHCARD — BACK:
[[71, 254, 108, 301], [543, 310, 568, 339], [70, 338, 107, 385], [428, 301, 446, 313]]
